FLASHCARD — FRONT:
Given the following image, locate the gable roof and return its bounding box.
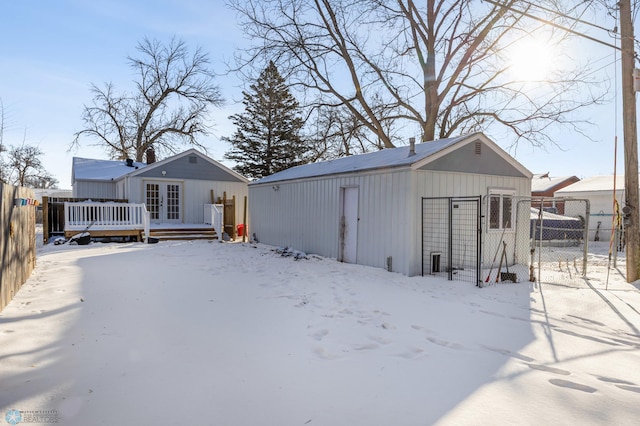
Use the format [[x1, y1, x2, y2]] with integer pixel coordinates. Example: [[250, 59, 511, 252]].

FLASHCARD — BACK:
[[72, 149, 249, 184], [125, 148, 249, 183], [72, 157, 147, 182], [252, 133, 531, 185]]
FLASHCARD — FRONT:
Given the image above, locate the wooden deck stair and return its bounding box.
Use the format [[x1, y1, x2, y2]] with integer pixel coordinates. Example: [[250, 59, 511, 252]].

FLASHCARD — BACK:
[[147, 227, 219, 241]]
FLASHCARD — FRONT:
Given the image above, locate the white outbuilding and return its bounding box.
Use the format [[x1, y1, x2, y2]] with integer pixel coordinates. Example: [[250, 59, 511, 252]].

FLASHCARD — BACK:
[[249, 133, 533, 281], [554, 175, 625, 241]]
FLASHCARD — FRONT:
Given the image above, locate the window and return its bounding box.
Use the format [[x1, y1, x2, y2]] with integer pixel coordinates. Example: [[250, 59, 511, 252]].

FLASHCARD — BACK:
[[488, 190, 515, 230]]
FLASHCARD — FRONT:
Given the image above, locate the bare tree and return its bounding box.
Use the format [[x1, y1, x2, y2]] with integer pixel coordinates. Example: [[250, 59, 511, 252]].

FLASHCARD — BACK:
[[6, 144, 57, 188], [227, 0, 606, 149], [72, 37, 224, 161], [307, 105, 383, 161]]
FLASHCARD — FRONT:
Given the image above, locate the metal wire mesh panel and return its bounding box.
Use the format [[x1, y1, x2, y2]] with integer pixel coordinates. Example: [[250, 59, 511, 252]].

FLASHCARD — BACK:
[[423, 198, 449, 277], [422, 197, 480, 284]]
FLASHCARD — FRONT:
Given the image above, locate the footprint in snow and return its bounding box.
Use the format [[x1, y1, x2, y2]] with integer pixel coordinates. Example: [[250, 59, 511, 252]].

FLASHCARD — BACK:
[[479, 310, 505, 318], [368, 335, 392, 345], [310, 329, 329, 341], [595, 375, 640, 393], [481, 345, 535, 362], [394, 346, 427, 360], [595, 375, 636, 386], [352, 343, 379, 351], [426, 336, 465, 350], [313, 346, 341, 360], [616, 384, 640, 393], [549, 378, 597, 393], [526, 363, 571, 375]]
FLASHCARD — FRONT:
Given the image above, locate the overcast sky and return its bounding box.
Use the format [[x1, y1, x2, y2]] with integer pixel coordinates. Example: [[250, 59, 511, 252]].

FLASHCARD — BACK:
[[0, 0, 633, 188]]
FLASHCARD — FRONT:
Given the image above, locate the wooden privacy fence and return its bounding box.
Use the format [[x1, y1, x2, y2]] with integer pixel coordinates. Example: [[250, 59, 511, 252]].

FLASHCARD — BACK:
[[64, 201, 151, 242], [0, 183, 36, 312]]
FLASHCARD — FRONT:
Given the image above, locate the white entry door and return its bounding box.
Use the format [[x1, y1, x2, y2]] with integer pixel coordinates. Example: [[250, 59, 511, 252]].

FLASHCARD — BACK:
[[145, 181, 182, 224], [340, 186, 359, 263]]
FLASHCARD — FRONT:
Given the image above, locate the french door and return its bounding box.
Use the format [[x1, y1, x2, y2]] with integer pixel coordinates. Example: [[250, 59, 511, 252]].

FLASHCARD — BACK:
[[145, 181, 182, 224]]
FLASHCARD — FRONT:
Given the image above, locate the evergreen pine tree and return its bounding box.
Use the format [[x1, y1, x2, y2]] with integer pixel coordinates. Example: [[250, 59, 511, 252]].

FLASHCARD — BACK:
[[223, 61, 307, 179]]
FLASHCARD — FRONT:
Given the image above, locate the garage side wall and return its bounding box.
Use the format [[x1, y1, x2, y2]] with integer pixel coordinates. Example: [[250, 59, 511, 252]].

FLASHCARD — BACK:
[[249, 170, 413, 274], [411, 170, 531, 275]]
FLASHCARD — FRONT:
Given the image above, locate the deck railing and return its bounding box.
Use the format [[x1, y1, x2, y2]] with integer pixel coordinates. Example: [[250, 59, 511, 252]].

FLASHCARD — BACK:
[[64, 201, 150, 242], [204, 204, 224, 241]]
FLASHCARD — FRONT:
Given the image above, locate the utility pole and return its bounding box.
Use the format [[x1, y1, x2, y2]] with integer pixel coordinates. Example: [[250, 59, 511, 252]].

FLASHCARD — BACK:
[[620, 0, 640, 282]]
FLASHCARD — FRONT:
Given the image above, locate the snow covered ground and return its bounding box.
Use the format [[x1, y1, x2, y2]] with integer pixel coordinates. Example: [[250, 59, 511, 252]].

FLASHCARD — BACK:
[[1, 233, 640, 425]]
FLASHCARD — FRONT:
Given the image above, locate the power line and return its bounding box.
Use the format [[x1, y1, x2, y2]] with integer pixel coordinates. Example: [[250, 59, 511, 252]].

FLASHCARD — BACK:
[[484, 0, 621, 50], [516, 0, 616, 34]]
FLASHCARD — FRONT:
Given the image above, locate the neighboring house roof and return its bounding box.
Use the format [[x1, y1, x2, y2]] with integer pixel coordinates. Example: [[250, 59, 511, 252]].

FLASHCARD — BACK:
[[531, 174, 580, 193], [252, 133, 531, 185], [125, 148, 249, 183], [32, 188, 73, 202], [555, 175, 626, 194], [72, 149, 249, 184], [72, 157, 147, 182]]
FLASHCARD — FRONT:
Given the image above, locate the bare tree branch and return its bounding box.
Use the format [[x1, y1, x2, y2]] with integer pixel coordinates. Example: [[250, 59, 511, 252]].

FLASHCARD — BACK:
[[227, 0, 608, 152], [72, 37, 224, 162]]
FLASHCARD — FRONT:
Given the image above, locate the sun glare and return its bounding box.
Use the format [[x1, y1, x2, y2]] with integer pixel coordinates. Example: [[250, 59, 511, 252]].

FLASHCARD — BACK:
[[508, 38, 555, 82]]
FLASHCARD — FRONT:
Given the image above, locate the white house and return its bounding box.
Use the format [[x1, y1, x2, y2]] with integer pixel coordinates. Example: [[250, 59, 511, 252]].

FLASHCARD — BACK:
[[554, 175, 625, 240], [248, 133, 532, 280], [71, 149, 249, 226]]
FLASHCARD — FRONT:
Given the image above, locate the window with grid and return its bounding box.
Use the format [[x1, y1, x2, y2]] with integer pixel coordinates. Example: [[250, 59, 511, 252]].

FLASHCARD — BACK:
[[488, 190, 515, 230], [146, 184, 160, 220], [166, 184, 180, 220]]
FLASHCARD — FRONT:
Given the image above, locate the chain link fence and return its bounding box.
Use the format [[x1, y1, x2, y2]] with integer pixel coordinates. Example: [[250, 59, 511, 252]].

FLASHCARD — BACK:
[[481, 197, 590, 289]]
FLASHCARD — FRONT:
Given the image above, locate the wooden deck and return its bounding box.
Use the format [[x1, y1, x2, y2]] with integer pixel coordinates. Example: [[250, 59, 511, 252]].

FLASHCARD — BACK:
[[61, 201, 226, 243]]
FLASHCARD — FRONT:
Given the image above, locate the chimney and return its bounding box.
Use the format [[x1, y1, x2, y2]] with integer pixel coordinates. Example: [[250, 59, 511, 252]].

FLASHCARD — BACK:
[[146, 147, 156, 164], [125, 158, 134, 167], [408, 137, 416, 156]]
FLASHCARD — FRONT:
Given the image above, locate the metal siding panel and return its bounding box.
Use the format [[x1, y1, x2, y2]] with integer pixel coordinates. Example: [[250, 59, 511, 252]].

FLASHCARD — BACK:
[[74, 181, 116, 199], [250, 170, 413, 274], [76, 182, 116, 199]]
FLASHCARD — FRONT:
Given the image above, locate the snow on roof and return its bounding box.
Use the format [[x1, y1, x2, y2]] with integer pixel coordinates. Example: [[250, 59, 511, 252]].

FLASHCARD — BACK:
[[252, 134, 470, 185], [531, 174, 577, 192], [73, 157, 147, 181], [555, 175, 626, 193], [32, 188, 73, 202], [530, 207, 580, 222]]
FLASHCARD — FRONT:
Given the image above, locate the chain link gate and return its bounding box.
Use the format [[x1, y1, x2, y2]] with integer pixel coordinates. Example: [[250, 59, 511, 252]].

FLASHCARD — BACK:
[[422, 197, 481, 283], [481, 196, 590, 288], [528, 197, 590, 288]]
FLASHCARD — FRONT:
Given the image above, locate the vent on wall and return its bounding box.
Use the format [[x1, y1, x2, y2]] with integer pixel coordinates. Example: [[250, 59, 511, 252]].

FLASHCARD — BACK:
[[475, 141, 481, 155], [189, 156, 198, 164]]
